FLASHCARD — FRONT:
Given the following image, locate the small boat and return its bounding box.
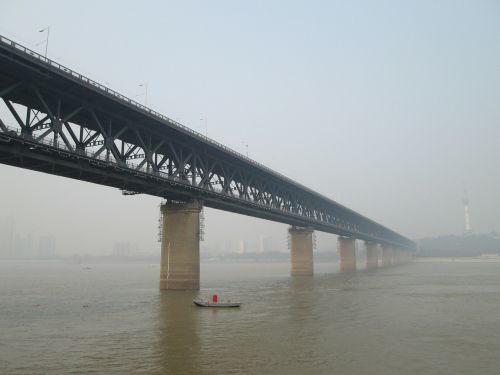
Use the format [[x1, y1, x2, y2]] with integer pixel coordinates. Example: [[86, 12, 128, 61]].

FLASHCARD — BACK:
[[193, 299, 241, 308]]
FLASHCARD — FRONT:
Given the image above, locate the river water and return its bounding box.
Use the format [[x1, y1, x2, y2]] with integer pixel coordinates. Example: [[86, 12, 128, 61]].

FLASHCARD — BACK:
[[1, 259, 499, 374]]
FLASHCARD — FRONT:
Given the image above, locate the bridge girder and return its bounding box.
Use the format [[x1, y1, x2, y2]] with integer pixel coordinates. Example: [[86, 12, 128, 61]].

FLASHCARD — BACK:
[[0, 35, 415, 250]]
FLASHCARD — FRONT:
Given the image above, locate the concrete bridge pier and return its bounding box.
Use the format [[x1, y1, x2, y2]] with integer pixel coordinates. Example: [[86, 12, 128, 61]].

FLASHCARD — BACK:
[[289, 226, 314, 276], [364, 241, 379, 269], [159, 200, 202, 290], [338, 237, 357, 272]]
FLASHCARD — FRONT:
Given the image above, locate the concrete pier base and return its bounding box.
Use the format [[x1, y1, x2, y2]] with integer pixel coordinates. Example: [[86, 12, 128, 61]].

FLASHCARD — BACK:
[[289, 227, 314, 276], [338, 237, 356, 272], [159, 200, 202, 290], [365, 241, 379, 269]]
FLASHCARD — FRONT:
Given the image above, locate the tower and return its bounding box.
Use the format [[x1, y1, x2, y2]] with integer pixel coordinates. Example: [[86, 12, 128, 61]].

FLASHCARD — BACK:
[[462, 186, 472, 234]]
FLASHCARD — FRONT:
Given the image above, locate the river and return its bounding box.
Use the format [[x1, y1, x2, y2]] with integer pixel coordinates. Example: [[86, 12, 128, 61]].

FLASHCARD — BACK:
[[1, 259, 499, 374]]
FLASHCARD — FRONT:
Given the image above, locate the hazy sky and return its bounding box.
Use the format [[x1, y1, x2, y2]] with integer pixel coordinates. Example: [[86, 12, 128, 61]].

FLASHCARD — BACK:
[[0, 0, 499, 255]]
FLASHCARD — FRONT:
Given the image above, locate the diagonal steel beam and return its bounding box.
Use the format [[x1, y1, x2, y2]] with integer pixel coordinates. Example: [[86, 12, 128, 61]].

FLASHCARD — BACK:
[[30, 115, 50, 130], [25, 107, 31, 129], [0, 81, 24, 98], [3, 99, 26, 129], [35, 127, 54, 142], [134, 129, 147, 149], [58, 130, 74, 152], [93, 144, 107, 158], [61, 106, 83, 123], [124, 145, 138, 158], [156, 154, 169, 169], [0, 117, 7, 132], [83, 131, 100, 146], [152, 139, 165, 153], [167, 142, 181, 165], [33, 87, 55, 119], [90, 110, 107, 136], [135, 158, 147, 170], [64, 122, 79, 144]]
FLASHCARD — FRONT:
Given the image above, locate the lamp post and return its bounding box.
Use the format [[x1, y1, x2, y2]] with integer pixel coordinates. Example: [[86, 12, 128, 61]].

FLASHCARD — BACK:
[[38, 26, 50, 57], [38, 27, 50, 57], [139, 82, 148, 106]]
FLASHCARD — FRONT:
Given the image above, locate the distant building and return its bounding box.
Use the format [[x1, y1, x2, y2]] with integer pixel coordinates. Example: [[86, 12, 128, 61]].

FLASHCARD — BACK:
[[224, 239, 233, 254], [14, 233, 35, 259], [238, 239, 246, 254], [0, 216, 14, 259], [418, 234, 500, 257], [38, 236, 56, 258], [490, 230, 500, 240], [259, 236, 267, 253], [112, 241, 138, 256]]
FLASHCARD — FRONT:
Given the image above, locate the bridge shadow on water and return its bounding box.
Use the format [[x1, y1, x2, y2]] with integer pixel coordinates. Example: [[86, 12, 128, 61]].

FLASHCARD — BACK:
[[156, 291, 201, 375], [152, 266, 412, 374]]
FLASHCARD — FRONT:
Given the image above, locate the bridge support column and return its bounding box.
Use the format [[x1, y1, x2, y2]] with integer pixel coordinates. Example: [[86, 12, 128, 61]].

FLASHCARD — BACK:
[[381, 245, 393, 267], [365, 241, 379, 269], [338, 237, 356, 272], [289, 227, 314, 276], [159, 200, 202, 290]]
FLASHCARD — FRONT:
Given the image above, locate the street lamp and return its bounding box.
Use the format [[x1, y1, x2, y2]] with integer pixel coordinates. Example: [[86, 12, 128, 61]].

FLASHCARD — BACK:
[[38, 27, 50, 57], [139, 82, 148, 106]]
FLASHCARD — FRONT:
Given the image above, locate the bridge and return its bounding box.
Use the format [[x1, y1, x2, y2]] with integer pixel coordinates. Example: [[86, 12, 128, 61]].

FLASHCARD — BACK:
[[0, 35, 415, 289]]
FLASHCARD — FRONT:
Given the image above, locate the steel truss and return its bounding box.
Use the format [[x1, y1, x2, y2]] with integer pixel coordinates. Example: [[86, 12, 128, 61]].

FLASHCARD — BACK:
[[0, 36, 415, 250]]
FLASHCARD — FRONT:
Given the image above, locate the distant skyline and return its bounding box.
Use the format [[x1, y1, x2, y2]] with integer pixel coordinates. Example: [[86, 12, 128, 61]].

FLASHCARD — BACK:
[[0, 215, 57, 258], [0, 0, 499, 255]]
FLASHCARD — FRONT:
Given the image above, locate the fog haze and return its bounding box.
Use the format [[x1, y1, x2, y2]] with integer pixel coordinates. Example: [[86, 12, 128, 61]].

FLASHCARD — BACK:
[[0, 0, 499, 255]]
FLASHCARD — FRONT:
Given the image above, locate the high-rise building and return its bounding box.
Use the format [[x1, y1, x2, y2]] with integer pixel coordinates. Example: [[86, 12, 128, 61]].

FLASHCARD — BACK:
[[259, 235, 271, 253], [238, 239, 246, 254], [461, 182, 473, 235], [462, 194, 472, 234], [224, 239, 232, 254], [14, 233, 35, 259], [112, 241, 139, 256], [38, 236, 56, 258], [0, 216, 14, 259]]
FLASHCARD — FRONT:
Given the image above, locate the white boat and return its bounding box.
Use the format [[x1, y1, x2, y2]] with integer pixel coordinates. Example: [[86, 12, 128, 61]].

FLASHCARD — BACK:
[[193, 299, 241, 308]]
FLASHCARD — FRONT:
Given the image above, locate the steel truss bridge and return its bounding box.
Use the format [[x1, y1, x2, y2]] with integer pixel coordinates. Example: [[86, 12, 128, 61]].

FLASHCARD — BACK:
[[0, 35, 415, 250]]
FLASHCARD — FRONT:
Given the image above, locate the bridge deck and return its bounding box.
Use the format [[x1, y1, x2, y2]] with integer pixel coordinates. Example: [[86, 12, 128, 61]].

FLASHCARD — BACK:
[[0, 35, 415, 250]]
